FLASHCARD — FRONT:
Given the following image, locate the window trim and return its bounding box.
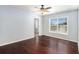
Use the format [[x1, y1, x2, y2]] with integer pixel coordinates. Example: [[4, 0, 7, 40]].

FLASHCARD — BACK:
[[49, 16, 68, 35]]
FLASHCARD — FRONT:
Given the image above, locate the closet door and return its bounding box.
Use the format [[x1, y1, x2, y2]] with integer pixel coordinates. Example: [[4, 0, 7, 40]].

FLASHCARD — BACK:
[[78, 9, 79, 52], [34, 18, 39, 42]]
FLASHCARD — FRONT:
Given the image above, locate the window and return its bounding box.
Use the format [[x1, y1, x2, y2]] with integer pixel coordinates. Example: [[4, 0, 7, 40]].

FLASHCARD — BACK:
[[49, 17, 68, 35]]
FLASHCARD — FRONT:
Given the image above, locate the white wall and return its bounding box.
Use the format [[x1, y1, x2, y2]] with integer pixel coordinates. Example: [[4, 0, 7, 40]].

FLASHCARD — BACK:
[[0, 6, 42, 46], [42, 10, 78, 42]]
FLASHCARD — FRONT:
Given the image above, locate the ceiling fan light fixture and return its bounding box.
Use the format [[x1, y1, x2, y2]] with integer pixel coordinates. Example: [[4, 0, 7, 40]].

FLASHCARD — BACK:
[[34, 5, 52, 15]]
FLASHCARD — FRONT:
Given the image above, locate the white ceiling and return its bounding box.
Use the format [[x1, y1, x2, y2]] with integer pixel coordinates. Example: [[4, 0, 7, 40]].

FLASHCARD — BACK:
[[31, 5, 79, 15], [47, 5, 79, 14], [11, 5, 79, 15]]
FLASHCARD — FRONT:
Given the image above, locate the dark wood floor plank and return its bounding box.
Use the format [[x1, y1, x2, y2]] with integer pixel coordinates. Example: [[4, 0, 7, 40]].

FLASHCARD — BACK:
[[0, 35, 78, 54]]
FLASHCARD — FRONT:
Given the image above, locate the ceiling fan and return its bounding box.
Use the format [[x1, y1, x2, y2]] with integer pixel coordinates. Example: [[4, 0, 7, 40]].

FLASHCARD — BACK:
[[35, 5, 52, 15]]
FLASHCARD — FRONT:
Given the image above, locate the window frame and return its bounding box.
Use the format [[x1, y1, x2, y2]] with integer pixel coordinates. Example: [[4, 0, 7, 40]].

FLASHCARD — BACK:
[[49, 16, 68, 35]]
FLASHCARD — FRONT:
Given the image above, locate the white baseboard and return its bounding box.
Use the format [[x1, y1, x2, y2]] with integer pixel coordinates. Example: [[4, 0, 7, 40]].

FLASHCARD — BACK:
[[44, 35, 78, 43], [0, 34, 77, 46], [0, 34, 42, 46], [0, 36, 34, 46]]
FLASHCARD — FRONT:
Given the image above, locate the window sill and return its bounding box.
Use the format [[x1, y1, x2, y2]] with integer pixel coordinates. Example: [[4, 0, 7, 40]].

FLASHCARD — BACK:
[[49, 31, 68, 35]]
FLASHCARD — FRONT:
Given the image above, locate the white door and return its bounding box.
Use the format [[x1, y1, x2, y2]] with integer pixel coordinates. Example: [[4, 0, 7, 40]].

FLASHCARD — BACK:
[[34, 18, 39, 43], [78, 10, 79, 51]]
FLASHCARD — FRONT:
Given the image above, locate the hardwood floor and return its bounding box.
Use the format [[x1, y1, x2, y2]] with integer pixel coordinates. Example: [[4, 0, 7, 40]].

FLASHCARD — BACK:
[[0, 35, 78, 54]]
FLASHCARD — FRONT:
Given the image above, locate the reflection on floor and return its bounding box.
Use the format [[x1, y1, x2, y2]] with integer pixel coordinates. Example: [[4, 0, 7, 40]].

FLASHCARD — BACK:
[[0, 35, 78, 54]]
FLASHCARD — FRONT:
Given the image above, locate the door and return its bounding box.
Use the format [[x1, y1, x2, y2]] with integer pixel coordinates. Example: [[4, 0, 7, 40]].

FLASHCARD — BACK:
[[34, 18, 39, 43]]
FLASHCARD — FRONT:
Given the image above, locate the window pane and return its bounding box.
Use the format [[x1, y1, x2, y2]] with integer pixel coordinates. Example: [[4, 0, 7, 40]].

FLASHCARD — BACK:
[[51, 19, 57, 25], [58, 17, 67, 33], [50, 25, 57, 31], [50, 19, 57, 31]]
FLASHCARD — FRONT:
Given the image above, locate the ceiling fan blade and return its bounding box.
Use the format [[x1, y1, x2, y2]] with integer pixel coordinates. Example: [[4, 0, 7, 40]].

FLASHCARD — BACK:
[[40, 9, 49, 12], [46, 7, 52, 9], [34, 7, 40, 9]]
